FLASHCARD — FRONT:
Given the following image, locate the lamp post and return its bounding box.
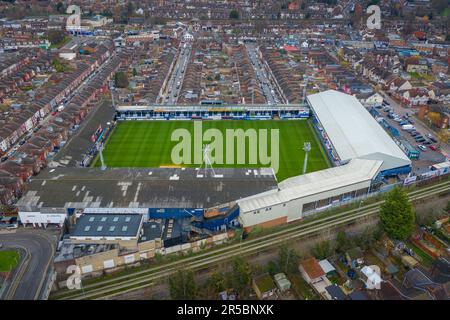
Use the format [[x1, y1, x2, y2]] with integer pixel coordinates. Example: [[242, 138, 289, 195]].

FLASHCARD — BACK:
[[302, 142, 311, 175]]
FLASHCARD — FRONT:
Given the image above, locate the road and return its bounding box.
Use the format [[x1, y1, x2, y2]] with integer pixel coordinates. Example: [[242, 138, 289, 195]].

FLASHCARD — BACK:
[[52, 179, 450, 300], [161, 41, 193, 105], [0, 229, 57, 300], [245, 44, 281, 105]]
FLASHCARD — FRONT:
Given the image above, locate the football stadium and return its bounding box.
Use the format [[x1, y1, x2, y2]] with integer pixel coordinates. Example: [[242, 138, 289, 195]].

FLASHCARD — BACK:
[[93, 120, 330, 182], [18, 90, 413, 234]]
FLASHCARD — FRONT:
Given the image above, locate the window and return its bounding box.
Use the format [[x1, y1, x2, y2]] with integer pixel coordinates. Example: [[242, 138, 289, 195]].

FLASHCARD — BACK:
[[88, 217, 95, 222], [113, 217, 119, 222], [125, 217, 131, 222], [122, 226, 128, 232], [109, 226, 115, 232], [303, 201, 315, 213], [84, 226, 91, 232], [97, 226, 103, 232], [101, 217, 107, 222]]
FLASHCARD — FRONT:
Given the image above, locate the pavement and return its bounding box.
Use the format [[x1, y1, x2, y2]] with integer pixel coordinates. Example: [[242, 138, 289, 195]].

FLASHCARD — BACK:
[[0, 229, 58, 300]]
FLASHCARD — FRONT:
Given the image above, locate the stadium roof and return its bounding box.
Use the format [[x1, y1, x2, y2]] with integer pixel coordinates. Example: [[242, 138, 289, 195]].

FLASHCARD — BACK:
[[237, 158, 382, 213], [17, 167, 278, 212], [307, 90, 411, 172]]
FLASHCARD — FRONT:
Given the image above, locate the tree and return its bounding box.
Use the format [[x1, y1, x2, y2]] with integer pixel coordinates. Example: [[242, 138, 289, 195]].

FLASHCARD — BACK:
[[114, 72, 129, 88], [47, 30, 66, 46], [132, 68, 138, 77], [55, 2, 64, 14], [266, 261, 280, 276], [380, 187, 415, 240], [229, 9, 239, 19], [206, 271, 226, 294], [278, 244, 299, 275], [336, 231, 352, 253], [169, 269, 197, 300], [311, 240, 334, 259], [229, 257, 251, 294]]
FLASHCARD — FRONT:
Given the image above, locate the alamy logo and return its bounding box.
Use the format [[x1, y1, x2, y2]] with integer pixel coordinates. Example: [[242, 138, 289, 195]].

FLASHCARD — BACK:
[[366, 5, 382, 30], [66, 5, 82, 32], [171, 122, 280, 174], [66, 265, 82, 290]]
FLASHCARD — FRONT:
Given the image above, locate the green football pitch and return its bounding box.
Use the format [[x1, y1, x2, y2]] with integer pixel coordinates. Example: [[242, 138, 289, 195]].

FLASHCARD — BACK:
[[94, 120, 330, 182]]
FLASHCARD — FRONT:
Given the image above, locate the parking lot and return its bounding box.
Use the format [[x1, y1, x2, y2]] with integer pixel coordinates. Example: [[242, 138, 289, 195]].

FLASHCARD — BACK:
[[374, 103, 447, 174]]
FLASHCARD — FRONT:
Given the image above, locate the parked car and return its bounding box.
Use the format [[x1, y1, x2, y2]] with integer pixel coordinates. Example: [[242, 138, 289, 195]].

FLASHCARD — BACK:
[[0, 156, 7, 162], [418, 145, 427, 151], [429, 145, 437, 151], [422, 140, 432, 145]]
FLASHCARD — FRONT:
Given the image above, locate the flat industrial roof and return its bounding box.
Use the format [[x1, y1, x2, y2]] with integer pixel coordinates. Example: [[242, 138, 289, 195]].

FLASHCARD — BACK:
[[71, 213, 143, 238], [17, 167, 278, 212], [307, 90, 411, 172], [237, 158, 382, 213]]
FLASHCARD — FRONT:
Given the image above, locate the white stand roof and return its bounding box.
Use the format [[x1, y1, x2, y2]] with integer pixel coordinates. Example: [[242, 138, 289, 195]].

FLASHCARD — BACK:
[[307, 90, 411, 172]]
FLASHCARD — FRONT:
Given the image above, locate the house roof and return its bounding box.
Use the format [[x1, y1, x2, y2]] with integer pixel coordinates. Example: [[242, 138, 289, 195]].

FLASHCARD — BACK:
[[300, 257, 325, 280], [325, 284, 347, 300], [253, 274, 276, 293], [319, 259, 336, 274]]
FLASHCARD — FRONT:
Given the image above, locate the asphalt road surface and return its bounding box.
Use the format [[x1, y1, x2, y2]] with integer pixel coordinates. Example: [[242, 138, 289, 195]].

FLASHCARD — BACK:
[[245, 44, 281, 104], [164, 41, 193, 104], [0, 230, 56, 300]]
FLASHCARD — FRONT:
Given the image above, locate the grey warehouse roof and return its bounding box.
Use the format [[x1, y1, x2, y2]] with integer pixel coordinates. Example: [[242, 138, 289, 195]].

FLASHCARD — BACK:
[[71, 213, 143, 238], [307, 90, 411, 172], [17, 167, 278, 212]]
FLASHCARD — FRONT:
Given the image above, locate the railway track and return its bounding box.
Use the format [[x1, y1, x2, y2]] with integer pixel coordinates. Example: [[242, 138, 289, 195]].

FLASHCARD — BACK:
[[53, 179, 450, 300]]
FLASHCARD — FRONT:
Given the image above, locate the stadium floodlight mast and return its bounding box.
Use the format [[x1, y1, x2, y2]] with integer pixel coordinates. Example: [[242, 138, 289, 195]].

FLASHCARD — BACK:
[[302, 142, 311, 175], [99, 143, 107, 171], [199, 144, 216, 177]]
